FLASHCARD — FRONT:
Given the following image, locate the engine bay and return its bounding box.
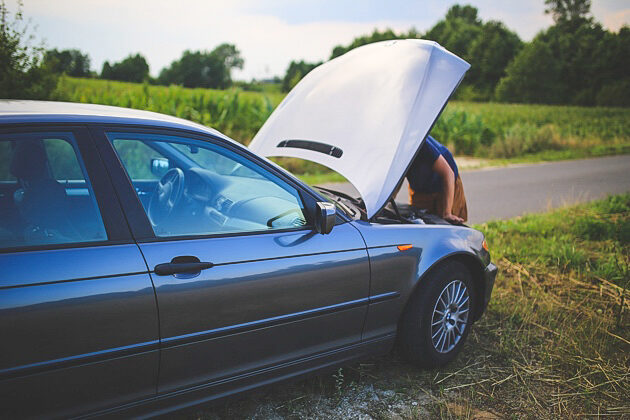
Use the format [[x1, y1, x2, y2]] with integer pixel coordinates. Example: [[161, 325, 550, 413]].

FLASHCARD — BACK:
[[313, 187, 453, 226]]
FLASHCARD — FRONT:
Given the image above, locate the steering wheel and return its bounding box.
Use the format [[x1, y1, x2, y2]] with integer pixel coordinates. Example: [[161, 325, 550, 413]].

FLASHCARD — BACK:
[[148, 168, 185, 227], [266, 208, 305, 228]]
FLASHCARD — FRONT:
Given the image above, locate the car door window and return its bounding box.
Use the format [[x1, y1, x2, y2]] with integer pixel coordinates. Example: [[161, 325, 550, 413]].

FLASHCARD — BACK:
[[0, 132, 107, 249], [112, 138, 165, 180], [108, 132, 307, 238]]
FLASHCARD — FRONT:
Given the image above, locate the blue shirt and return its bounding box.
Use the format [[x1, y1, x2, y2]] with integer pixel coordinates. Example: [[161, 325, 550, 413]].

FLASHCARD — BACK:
[[406, 136, 459, 193]]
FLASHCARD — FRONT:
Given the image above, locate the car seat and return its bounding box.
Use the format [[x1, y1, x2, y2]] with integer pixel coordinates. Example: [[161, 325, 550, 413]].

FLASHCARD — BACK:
[[10, 139, 80, 244]]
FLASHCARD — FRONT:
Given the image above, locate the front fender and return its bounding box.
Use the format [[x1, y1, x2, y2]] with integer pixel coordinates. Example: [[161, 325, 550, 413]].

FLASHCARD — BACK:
[[349, 221, 490, 340]]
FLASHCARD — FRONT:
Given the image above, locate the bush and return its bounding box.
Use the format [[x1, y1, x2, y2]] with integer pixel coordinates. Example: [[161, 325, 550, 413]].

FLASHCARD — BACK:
[[0, 1, 56, 99]]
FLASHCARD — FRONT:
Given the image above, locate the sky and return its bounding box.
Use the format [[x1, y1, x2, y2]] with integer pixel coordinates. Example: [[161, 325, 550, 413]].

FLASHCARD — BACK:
[[10, 0, 630, 81]]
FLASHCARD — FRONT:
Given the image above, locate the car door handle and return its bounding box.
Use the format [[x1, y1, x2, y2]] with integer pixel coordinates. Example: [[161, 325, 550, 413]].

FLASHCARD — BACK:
[[154, 256, 214, 276]]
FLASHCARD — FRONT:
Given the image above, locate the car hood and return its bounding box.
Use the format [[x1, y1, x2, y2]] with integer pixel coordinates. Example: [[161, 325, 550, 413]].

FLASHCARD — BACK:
[[248, 39, 470, 219]]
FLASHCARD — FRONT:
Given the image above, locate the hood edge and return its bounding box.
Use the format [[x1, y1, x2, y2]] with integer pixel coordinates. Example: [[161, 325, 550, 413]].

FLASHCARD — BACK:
[[368, 69, 469, 221]]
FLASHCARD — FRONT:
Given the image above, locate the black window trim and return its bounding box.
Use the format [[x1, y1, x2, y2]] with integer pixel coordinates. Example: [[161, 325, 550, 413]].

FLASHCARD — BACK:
[[0, 124, 134, 254], [88, 124, 348, 243]]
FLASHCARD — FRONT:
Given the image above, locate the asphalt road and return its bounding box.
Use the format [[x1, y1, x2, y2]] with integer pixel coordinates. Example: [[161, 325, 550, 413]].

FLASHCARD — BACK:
[[324, 155, 630, 224]]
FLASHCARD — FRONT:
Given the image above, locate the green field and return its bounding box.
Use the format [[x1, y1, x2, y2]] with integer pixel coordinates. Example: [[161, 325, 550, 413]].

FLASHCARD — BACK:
[[52, 76, 285, 144], [53, 77, 630, 178]]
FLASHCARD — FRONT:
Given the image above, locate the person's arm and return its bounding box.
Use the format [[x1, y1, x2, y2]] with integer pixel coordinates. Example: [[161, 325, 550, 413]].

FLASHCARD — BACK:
[[432, 155, 464, 224]]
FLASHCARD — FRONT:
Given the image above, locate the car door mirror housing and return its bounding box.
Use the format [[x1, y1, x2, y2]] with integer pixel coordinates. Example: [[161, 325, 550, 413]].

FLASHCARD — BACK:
[[315, 202, 336, 234], [151, 158, 170, 177]]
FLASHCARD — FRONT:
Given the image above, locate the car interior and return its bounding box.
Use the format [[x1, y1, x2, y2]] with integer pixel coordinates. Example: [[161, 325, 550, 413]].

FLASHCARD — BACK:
[[109, 136, 308, 238], [0, 135, 107, 249], [0, 133, 309, 249]]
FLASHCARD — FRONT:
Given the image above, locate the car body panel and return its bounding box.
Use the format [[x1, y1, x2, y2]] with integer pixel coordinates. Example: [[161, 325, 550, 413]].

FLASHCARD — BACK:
[[351, 221, 490, 340], [0, 245, 159, 418], [249, 40, 470, 218], [0, 100, 227, 140], [99, 334, 394, 419], [139, 223, 370, 393]]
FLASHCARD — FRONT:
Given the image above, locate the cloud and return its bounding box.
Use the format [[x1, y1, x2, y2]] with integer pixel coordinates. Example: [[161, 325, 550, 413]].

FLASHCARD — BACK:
[[18, 0, 414, 79], [600, 9, 630, 32], [224, 16, 415, 79]]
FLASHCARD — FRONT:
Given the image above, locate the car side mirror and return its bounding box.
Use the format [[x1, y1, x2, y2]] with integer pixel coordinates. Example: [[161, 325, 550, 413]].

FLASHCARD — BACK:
[[151, 158, 170, 177], [315, 202, 336, 234]]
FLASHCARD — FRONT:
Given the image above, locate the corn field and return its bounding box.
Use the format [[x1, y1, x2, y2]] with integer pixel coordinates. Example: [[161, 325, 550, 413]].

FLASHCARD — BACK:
[[53, 77, 630, 164]]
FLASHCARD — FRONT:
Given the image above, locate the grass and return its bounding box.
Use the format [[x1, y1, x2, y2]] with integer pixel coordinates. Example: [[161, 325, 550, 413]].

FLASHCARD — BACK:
[[189, 194, 629, 419]]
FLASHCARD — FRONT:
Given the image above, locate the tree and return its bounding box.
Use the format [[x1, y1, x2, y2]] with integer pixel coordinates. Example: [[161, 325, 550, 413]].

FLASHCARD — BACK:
[[330, 28, 408, 60], [494, 0, 628, 106], [424, 5, 482, 59], [465, 21, 522, 98], [543, 22, 607, 104], [101, 62, 112, 79], [101, 53, 149, 83], [594, 26, 630, 106], [535, 0, 626, 106], [424, 5, 524, 100], [495, 40, 563, 104], [44, 48, 91, 77], [281, 60, 321, 92], [158, 44, 243, 89], [544, 0, 591, 24], [290, 28, 417, 92], [445, 4, 481, 24], [321, 6, 522, 101], [0, 0, 56, 98]]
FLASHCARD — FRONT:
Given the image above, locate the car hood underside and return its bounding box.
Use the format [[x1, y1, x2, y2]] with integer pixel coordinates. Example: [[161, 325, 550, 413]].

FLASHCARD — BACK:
[[248, 39, 470, 219]]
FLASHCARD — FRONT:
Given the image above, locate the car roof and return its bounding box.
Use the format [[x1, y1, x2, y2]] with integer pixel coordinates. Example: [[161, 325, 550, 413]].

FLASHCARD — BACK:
[[0, 100, 227, 139]]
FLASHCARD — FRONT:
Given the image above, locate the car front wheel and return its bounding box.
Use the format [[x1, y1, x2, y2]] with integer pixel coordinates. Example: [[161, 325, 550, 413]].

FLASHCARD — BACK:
[[398, 261, 476, 368]]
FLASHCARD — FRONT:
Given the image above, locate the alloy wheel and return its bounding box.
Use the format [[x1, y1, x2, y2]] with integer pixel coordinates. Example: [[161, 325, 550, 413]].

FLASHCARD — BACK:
[[430, 280, 470, 353]]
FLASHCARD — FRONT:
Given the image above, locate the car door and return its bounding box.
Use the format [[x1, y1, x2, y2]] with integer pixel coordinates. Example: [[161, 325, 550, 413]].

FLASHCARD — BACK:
[[0, 126, 159, 418], [93, 127, 370, 394]]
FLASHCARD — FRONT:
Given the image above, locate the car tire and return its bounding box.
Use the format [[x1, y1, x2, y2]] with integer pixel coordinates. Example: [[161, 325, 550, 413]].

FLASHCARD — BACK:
[[398, 260, 476, 368]]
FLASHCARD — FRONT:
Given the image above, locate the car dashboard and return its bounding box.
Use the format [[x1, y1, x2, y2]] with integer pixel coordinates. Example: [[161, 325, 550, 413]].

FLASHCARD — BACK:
[[152, 167, 307, 237]]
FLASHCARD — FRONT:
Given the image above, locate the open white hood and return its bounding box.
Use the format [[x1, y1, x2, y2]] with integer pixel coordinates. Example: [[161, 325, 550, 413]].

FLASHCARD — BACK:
[[249, 39, 470, 218]]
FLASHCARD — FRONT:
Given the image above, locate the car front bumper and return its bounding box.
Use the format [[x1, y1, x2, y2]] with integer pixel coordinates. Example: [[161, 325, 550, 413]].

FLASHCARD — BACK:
[[477, 262, 497, 320]]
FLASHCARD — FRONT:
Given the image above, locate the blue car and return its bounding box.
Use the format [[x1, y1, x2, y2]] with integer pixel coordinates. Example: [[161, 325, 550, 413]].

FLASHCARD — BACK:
[[0, 40, 496, 418]]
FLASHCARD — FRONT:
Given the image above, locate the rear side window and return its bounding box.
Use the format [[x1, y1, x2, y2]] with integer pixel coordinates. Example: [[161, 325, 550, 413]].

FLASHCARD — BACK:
[[44, 138, 84, 180], [0, 132, 107, 250]]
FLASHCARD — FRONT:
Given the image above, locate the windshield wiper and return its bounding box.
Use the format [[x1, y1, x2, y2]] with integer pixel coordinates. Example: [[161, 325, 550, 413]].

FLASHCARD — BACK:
[[314, 186, 360, 203], [314, 187, 358, 218]]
